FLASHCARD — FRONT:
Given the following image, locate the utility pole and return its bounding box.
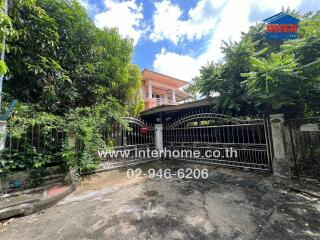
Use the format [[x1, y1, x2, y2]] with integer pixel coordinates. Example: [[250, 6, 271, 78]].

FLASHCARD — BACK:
[[0, 0, 8, 111], [0, 0, 8, 152]]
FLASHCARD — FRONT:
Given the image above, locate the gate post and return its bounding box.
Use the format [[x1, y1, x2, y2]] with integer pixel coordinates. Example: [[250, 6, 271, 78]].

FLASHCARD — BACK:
[[0, 120, 7, 151], [269, 114, 291, 178], [154, 124, 163, 152]]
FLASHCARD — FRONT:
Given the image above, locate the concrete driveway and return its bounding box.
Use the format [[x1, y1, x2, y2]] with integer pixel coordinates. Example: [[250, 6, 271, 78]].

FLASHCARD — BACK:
[[1, 161, 319, 240]]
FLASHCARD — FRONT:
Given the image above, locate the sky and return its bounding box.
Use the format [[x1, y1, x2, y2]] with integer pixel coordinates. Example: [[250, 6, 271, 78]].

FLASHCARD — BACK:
[[78, 0, 319, 82]]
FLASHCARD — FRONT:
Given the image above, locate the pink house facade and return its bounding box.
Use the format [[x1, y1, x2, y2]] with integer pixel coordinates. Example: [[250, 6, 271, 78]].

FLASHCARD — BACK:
[[141, 69, 192, 110]]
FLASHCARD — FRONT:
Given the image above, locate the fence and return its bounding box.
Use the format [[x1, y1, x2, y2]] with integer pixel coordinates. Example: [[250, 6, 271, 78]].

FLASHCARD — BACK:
[[1, 117, 156, 177], [0, 125, 66, 192], [3, 125, 65, 169], [2, 113, 319, 182], [76, 117, 156, 174], [286, 117, 320, 179]]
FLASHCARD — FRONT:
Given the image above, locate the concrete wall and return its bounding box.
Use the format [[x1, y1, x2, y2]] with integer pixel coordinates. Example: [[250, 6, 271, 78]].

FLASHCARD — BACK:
[[0, 166, 64, 193]]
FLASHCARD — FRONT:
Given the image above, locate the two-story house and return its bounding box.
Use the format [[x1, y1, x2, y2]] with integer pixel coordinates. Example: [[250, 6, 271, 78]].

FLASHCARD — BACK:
[[141, 69, 192, 110]]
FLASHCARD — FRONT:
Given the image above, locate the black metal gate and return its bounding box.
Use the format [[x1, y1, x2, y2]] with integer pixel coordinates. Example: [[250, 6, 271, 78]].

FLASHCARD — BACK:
[[98, 117, 156, 170], [286, 117, 320, 179], [97, 113, 273, 172], [163, 113, 273, 171]]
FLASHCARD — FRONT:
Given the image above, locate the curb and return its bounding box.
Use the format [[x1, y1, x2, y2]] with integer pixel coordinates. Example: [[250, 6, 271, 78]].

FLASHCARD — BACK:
[[0, 182, 78, 220]]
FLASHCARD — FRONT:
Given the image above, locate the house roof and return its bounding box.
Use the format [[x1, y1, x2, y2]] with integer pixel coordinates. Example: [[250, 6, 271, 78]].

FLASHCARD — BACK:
[[263, 12, 300, 24], [142, 69, 189, 88], [176, 89, 192, 99]]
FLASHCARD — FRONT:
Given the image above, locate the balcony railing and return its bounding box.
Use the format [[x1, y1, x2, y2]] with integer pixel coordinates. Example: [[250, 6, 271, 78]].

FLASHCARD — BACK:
[[155, 98, 178, 106]]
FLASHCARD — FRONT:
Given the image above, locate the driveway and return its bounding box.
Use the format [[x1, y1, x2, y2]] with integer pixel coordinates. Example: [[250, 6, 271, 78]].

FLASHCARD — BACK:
[[1, 161, 319, 239]]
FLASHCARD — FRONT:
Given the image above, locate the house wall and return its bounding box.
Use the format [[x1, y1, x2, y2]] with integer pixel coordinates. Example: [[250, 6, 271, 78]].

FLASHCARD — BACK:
[[142, 79, 180, 110], [141, 70, 191, 110]]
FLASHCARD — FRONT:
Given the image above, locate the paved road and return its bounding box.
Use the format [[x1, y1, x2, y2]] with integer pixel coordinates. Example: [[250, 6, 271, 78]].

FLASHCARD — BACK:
[[1, 162, 319, 239]]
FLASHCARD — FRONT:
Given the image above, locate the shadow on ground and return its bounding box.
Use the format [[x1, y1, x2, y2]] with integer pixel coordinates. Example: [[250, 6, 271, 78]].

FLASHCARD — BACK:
[[1, 161, 319, 240]]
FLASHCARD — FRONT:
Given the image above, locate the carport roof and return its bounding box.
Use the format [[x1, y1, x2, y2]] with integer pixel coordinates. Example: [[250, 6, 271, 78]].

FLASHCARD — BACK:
[[140, 97, 217, 117]]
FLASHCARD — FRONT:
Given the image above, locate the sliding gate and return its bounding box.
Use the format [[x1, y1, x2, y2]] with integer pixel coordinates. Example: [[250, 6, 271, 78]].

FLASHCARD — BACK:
[[163, 113, 273, 171], [97, 113, 273, 172], [98, 117, 155, 170]]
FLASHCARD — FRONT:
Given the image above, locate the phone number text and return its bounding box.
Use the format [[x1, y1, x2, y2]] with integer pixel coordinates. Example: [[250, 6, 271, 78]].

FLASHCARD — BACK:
[[127, 168, 209, 179]]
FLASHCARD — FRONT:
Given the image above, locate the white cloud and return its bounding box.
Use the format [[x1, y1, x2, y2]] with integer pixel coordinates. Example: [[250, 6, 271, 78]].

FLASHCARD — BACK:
[[153, 48, 201, 81], [94, 0, 144, 45], [198, 0, 252, 63], [253, 0, 303, 12], [210, 0, 228, 9], [152, 0, 304, 82], [150, 0, 216, 44]]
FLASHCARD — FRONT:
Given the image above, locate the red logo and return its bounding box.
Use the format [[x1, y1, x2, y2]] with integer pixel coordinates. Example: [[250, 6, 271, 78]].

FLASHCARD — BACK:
[[266, 24, 297, 33]]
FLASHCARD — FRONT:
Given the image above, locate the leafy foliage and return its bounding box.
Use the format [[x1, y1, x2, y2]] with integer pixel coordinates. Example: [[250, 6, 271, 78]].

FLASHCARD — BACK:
[[61, 98, 126, 172], [0, 0, 15, 75], [0, 146, 54, 174], [192, 37, 263, 115], [242, 52, 302, 114]]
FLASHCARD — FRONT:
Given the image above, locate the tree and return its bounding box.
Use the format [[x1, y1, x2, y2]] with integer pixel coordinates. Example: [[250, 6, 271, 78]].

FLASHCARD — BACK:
[[1, 0, 143, 173], [192, 37, 264, 115], [242, 53, 303, 115], [0, 0, 14, 76], [4, 0, 142, 115], [192, 10, 320, 118], [4, 0, 67, 111]]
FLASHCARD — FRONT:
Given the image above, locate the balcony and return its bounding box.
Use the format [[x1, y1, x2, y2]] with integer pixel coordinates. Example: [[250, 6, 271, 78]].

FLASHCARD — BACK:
[[155, 98, 178, 106], [144, 97, 182, 109], [143, 84, 192, 110]]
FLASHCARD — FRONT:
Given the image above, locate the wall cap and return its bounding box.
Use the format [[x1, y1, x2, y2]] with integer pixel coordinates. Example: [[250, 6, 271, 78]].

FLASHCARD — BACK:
[[270, 113, 284, 119]]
